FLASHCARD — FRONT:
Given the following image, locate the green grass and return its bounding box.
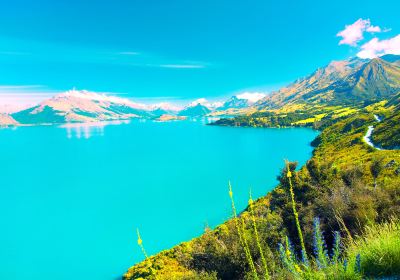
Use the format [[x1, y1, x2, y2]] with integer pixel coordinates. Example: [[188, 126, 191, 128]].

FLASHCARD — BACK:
[[347, 219, 400, 278]]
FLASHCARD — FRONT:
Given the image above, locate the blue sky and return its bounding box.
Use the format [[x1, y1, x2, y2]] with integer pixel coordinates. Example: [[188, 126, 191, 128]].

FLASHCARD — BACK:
[[0, 0, 399, 107]]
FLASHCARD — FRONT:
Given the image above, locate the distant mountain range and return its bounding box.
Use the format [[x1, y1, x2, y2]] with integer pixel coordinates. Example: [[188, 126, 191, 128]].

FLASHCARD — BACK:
[[1, 54, 400, 126], [0, 90, 264, 125]]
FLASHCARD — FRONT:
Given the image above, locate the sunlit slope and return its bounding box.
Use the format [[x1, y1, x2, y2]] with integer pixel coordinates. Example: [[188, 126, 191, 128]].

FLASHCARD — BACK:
[[256, 56, 400, 109]]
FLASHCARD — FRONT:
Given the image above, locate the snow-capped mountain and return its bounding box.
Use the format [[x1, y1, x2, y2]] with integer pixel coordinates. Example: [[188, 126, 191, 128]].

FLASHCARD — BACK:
[[177, 98, 223, 117], [2, 89, 265, 125], [217, 92, 266, 110], [178, 103, 211, 117], [11, 89, 153, 124], [187, 98, 223, 110], [149, 102, 182, 116]]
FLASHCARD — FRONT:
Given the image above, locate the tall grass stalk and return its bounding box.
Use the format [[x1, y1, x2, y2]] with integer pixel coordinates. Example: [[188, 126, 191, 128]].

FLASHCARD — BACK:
[[331, 231, 341, 265], [248, 191, 270, 279], [228, 181, 259, 280], [285, 161, 308, 263], [137, 228, 149, 259], [136, 229, 158, 279], [333, 209, 354, 243]]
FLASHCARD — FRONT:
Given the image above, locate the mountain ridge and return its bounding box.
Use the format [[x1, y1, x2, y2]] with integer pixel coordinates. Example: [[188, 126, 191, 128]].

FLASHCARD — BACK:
[[256, 56, 400, 109]]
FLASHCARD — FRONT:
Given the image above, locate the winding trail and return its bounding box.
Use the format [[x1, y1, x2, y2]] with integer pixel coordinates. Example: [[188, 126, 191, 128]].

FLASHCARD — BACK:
[[363, 114, 382, 150]]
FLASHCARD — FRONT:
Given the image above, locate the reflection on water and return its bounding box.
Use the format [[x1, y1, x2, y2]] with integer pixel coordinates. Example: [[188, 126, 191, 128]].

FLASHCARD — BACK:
[[58, 117, 226, 139], [183, 116, 223, 125], [59, 117, 227, 138], [60, 120, 130, 139]]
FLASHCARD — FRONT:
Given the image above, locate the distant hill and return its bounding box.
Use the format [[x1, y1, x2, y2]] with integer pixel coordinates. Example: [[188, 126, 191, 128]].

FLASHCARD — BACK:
[[381, 54, 400, 66]]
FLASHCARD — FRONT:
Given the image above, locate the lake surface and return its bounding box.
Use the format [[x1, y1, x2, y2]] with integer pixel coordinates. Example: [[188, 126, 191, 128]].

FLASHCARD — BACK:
[[0, 120, 318, 280]]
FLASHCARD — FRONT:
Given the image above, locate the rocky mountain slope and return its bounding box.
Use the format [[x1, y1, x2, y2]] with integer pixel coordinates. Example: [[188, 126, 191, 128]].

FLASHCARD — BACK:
[[256, 55, 400, 109]]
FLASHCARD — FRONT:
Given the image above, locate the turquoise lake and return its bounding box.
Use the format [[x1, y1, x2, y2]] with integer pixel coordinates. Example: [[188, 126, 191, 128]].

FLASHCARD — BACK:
[[0, 120, 318, 280]]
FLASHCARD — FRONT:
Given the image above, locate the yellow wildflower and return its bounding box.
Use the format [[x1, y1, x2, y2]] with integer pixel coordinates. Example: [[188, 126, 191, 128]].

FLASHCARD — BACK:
[[137, 229, 143, 245], [228, 181, 233, 198], [287, 169, 292, 178], [228, 182, 259, 280], [286, 248, 291, 258], [248, 189, 254, 207], [136, 228, 149, 259], [294, 264, 302, 273]]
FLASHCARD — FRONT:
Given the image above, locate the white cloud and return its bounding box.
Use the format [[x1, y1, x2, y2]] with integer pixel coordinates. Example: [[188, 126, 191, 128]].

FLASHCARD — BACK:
[[357, 35, 400, 58], [337, 18, 381, 46], [118, 51, 140, 55], [63, 89, 149, 109], [150, 102, 182, 112], [0, 85, 57, 112], [366, 26, 381, 33], [208, 101, 223, 109], [189, 98, 209, 106], [236, 92, 266, 103], [187, 98, 222, 109], [0, 85, 45, 90], [159, 64, 205, 69]]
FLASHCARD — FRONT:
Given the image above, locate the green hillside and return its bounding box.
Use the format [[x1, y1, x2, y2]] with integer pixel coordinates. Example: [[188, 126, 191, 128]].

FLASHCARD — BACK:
[[124, 104, 400, 279], [124, 56, 400, 279], [371, 92, 400, 149]]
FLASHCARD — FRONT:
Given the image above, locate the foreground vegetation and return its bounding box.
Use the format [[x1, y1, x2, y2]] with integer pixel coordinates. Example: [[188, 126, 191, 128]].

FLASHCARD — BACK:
[[124, 100, 400, 279]]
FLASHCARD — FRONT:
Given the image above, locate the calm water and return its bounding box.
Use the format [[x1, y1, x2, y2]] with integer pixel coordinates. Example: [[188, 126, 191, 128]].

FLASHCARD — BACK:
[[0, 120, 318, 280]]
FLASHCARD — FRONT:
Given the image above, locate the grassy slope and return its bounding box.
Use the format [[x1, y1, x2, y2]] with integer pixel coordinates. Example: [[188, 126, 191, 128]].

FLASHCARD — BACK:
[[210, 104, 358, 129], [124, 105, 400, 280], [371, 92, 400, 149]]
